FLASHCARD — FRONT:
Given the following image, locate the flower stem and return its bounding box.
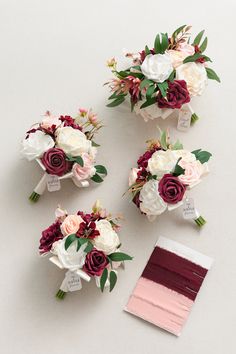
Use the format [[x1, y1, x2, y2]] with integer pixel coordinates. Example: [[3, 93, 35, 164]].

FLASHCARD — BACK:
[[56, 289, 66, 300], [191, 113, 199, 125], [29, 191, 40, 203], [194, 215, 206, 227]]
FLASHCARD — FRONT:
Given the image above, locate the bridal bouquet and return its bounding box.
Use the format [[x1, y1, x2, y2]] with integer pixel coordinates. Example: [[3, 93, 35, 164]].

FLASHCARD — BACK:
[[21, 109, 107, 202], [39, 201, 132, 299], [106, 25, 220, 127], [127, 131, 212, 226]]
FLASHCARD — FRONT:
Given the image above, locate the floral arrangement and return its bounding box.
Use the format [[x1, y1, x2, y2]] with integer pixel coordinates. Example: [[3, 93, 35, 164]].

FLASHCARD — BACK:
[[127, 131, 212, 226], [21, 109, 107, 202], [39, 201, 132, 299], [106, 25, 220, 126]]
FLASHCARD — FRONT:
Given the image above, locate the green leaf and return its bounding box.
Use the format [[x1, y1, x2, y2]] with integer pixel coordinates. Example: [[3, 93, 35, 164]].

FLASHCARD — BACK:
[[91, 141, 100, 147], [106, 96, 125, 107], [76, 156, 84, 167], [109, 271, 117, 292], [116, 70, 130, 78], [205, 68, 221, 83], [157, 82, 168, 98], [91, 173, 104, 183], [140, 97, 156, 109], [140, 79, 153, 90], [193, 30, 205, 45], [95, 165, 107, 176], [84, 241, 93, 253], [168, 70, 176, 82], [172, 158, 185, 176], [172, 139, 183, 150], [183, 52, 202, 63], [200, 37, 208, 52], [145, 45, 151, 55], [76, 237, 88, 251], [65, 234, 76, 250], [160, 130, 168, 150], [191, 149, 212, 163], [146, 84, 156, 99], [100, 268, 108, 292], [108, 92, 126, 100], [108, 252, 133, 262], [154, 33, 161, 54], [172, 24, 186, 39], [160, 33, 169, 52], [131, 65, 141, 71], [128, 72, 144, 79]]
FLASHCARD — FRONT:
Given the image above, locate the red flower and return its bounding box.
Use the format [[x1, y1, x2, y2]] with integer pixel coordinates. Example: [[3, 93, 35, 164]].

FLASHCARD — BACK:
[[157, 80, 190, 109], [196, 57, 206, 64], [158, 174, 186, 204], [59, 116, 82, 130], [76, 212, 100, 239], [83, 249, 108, 276], [39, 221, 63, 254]]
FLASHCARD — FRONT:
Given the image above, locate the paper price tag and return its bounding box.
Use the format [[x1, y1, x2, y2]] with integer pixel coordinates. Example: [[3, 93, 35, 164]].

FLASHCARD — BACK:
[[177, 108, 191, 131], [47, 175, 61, 192], [66, 271, 82, 292], [183, 198, 198, 219]]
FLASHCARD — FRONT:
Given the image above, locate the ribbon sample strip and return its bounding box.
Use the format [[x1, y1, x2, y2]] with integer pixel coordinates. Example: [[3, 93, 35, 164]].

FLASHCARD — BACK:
[[125, 236, 213, 336]]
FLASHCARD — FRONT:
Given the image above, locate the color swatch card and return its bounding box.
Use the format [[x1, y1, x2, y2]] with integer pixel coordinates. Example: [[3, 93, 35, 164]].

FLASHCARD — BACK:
[[125, 236, 213, 336]]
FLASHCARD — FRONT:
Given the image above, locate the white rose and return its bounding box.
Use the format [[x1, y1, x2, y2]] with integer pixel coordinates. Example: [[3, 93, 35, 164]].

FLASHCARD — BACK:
[[134, 99, 172, 122], [21, 130, 54, 161], [93, 219, 120, 255], [56, 126, 92, 157], [139, 179, 167, 216], [172, 149, 196, 164], [128, 168, 140, 186], [141, 53, 173, 83], [52, 237, 86, 271], [147, 150, 178, 179], [176, 62, 207, 96]]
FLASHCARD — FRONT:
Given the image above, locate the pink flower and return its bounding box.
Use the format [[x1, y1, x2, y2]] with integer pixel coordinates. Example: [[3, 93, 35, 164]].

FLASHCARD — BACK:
[[72, 153, 96, 181], [60, 214, 83, 236], [79, 108, 88, 117], [41, 111, 61, 131], [178, 160, 203, 187], [178, 43, 195, 56]]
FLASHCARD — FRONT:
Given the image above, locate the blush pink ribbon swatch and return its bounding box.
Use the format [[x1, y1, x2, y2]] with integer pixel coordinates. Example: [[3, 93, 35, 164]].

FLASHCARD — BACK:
[[125, 236, 213, 336]]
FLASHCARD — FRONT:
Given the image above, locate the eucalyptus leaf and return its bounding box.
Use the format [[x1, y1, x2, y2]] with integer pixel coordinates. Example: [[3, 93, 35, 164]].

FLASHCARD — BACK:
[[100, 268, 108, 292], [109, 271, 117, 292]]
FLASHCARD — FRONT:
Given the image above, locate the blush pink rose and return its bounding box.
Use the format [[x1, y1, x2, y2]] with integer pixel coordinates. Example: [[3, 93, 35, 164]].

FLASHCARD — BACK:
[[178, 160, 203, 186], [41, 111, 61, 130], [178, 43, 195, 56], [60, 214, 83, 236], [72, 153, 96, 181]]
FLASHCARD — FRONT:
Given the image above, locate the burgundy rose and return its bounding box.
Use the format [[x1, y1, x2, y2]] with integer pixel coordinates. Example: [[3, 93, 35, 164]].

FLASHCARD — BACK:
[[158, 174, 186, 204], [157, 80, 190, 109], [132, 192, 141, 208], [41, 148, 71, 176], [39, 221, 63, 254], [83, 249, 109, 276], [137, 147, 160, 168]]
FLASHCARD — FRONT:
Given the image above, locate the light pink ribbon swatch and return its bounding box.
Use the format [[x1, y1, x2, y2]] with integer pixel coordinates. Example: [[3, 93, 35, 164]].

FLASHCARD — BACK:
[[125, 236, 213, 336]]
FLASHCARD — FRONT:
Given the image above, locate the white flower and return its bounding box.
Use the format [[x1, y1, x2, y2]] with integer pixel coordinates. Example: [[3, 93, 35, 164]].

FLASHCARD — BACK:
[[128, 168, 140, 186], [176, 62, 207, 96], [139, 179, 167, 216], [141, 53, 173, 83], [21, 130, 54, 161], [147, 150, 178, 179], [93, 219, 120, 255], [52, 237, 86, 271], [55, 126, 92, 157], [172, 149, 196, 164], [134, 99, 172, 122]]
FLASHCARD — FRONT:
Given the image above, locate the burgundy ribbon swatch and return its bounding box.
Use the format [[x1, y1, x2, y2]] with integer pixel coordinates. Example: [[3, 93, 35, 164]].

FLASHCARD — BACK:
[[125, 236, 213, 336]]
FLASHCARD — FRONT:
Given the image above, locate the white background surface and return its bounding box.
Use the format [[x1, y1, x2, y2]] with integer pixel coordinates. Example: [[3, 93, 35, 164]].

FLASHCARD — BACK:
[[1, 1, 236, 353]]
